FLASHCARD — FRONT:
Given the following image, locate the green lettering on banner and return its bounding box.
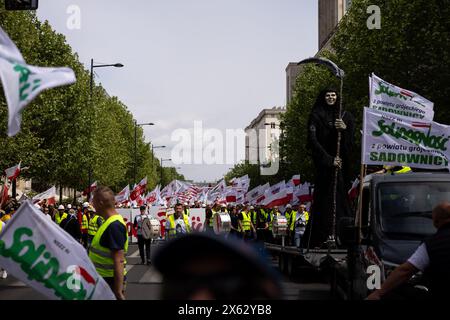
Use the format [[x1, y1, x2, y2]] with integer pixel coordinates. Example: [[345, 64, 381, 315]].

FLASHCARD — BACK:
[[372, 120, 450, 152], [0, 227, 90, 300], [368, 152, 448, 167]]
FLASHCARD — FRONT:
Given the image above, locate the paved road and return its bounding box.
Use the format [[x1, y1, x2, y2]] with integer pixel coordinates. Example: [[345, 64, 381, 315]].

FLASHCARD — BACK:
[[0, 243, 332, 300]]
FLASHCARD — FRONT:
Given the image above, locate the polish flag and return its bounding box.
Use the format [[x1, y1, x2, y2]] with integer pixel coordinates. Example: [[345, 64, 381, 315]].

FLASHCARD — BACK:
[[263, 184, 291, 208], [4, 162, 21, 181], [32, 186, 57, 205], [225, 188, 237, 203], [295, 182, 313, 203], [348, 178, 360, 200], [130, 177, 147, 201], [291, 174, 301, 186], [82, 181, 97, 196], [0, 180, 10, 207], [115, 185, 130, 204]]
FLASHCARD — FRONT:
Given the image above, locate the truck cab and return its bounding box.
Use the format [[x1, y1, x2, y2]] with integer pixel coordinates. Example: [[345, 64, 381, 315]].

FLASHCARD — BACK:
[[334, 172, 450, 299]]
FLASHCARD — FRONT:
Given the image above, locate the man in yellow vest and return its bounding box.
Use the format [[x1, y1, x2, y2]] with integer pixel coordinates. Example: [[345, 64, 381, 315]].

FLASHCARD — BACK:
[[266, 206, 281, 243], [88, 206, 104, 248], [289, 204, 310, 248], [165, 203, 191, 239], [90, 186, 128, 300], [81, 202, 90, 249], [54, 205, 68, 225], [238, 205, 256, 241]]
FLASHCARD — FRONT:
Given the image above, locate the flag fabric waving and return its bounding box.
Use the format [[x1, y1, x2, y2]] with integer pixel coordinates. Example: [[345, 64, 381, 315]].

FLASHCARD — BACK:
[[4, 162, 21, 181], [0, 27, 76, 136]]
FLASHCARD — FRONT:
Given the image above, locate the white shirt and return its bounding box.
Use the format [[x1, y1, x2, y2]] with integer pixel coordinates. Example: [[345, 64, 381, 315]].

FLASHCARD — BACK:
[[407, 243, 430, 271]]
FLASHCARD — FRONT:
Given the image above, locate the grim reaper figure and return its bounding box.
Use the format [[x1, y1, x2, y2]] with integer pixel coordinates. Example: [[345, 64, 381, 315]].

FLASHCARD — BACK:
[[305, 88, 355, 248]]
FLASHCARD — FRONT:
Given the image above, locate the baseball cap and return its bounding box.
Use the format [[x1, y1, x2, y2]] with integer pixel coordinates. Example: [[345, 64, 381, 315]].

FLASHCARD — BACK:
[[67, 204, 72, 209], [82, 202, 89, 208]]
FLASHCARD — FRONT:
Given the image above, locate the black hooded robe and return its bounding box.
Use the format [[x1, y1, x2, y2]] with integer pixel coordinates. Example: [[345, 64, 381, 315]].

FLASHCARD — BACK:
[[305, 89, 355, 247]]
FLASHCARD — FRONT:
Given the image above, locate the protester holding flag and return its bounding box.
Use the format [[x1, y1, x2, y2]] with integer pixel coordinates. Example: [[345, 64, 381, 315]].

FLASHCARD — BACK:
[[133, 205, 152, 265], [60, 208, 82, 243], [90, 186, 128, 300]]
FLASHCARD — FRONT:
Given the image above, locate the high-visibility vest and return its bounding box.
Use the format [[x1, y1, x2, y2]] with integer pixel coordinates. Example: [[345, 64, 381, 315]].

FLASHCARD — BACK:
[[184, 208, 190, 216], [55, 212, 68, 225], [0, 221, 4, 234], [88, 215, 102, 236], [250, 211, 258, 225], [268, 211, 280, 231], [240, 211, 251, 232], [285, 210, 294, 222], [289, 211, 310, 231], [260, 209, 268, 221], [384, 165, 412, 174], [168, 213, 191, 236], [81, 214, 89, 231], [89, 214, 128, 278], [209, 210, 218, 227]]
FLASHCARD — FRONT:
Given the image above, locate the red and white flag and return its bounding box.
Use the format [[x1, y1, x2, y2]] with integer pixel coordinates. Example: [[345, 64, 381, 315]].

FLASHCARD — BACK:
[[263, 185, 290, 208], [4, 162, 21, 181], [82, 181, 97, 196], [115, 185, 130, 204], [0, 180, 10, 207], [130, 177, 147, 201], [348, 178, 360, 200], [32, 186, 56, 205]]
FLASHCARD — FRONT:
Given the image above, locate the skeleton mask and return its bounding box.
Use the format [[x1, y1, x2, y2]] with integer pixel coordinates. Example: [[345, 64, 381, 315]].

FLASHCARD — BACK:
[[325, 92, 337, 106]]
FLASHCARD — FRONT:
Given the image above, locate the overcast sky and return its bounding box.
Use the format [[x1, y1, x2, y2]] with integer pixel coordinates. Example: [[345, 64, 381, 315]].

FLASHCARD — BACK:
[[37, 0, 318, 183]]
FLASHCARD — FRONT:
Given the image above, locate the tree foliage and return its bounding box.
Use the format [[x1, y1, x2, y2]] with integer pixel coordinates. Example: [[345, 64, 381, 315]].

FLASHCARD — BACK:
[[0, 4, 177, 193]]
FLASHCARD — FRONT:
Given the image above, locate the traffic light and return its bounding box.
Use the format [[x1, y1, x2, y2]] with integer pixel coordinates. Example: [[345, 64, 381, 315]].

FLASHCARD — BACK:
[[5, 0, 39, 10]]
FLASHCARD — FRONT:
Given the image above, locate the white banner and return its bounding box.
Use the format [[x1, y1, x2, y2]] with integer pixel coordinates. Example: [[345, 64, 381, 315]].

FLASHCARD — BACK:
[[0, 201, 115, 300], [370, 73, 434, 121], [362, 107, 450, 169]]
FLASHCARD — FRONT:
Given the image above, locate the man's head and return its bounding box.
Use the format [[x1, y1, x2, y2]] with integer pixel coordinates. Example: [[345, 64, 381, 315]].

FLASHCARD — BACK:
[[249, 206, 255, 212], [58, 204, 65, 212], [432, 202, 450, 229], [140, 205, 147, 214], [325, 91, 338, 106], [92, 186, 116, 218], [273, 206, 279, 213], [299, 204, 306, 212], [174, 203, 184, 217], [285, 204, 292, 212]]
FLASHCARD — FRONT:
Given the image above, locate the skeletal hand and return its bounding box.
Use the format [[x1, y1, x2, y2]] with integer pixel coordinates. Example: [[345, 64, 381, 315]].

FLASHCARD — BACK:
[[335, 119, 347, 131], [333, 157, 342, 169]]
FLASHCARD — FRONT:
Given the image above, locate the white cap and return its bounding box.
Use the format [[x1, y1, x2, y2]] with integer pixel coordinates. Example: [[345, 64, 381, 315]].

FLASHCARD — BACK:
[[286, 204, 292, 209], [184, 202, 188, 206], [250, 206, 255, 210], [58, 205, 65, 210], [83, 202, 89, 208], [201, 204, 206, 208], [221, 204, 226, 208], [67, 204, 72, 209]]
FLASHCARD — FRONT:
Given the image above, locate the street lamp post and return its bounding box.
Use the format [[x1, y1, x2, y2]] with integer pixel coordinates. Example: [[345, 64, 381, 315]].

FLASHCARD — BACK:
[[134, 121, 154, 185], [88, 59, 124, 200], [160, 158, 172, 187]]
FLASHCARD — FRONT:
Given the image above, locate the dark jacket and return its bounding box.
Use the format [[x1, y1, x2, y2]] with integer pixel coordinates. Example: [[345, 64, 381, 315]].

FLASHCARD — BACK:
[[60, 214, 82, 242]]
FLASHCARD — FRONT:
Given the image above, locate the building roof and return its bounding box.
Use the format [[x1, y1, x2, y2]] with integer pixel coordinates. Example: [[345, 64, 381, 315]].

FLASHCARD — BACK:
[[245, 107, 285, 131]]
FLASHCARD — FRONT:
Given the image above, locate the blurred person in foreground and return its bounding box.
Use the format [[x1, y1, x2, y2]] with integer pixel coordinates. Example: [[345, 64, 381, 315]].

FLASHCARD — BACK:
[[0, 220, 7, 279], [154, 232, 282, 300], [367, 202, 450, 300], [90, 186, 128, 300]]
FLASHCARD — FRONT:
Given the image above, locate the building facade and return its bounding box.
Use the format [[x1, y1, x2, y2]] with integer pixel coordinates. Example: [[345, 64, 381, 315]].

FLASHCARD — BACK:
[[245, 107, 285, 166]]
